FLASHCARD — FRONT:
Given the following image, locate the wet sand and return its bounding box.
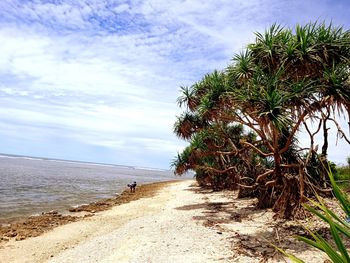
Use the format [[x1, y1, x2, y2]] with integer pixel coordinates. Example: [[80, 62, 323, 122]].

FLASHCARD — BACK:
[[0, 181, 175, 243]]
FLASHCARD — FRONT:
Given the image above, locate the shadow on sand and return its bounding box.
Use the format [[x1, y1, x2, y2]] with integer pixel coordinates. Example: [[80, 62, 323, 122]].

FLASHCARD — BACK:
[[176, 183, 327, 262]]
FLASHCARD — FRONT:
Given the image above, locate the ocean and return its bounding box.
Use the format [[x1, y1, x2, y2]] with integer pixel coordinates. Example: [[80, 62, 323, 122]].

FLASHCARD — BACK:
[[0, 154, 187, 222]]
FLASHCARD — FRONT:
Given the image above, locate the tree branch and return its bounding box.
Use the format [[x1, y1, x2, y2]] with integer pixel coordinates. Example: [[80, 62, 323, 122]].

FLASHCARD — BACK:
[[328, 117, 350, 144], [237, 183, 257, 189], [242, 141, 273, 157], [279, 100, 326, 155], [265, 180, 277, 187], [280, 164, 301, 169], [279, 109, 309, 154], [256, 169, 274, 182], [196, 165, 236, 174]]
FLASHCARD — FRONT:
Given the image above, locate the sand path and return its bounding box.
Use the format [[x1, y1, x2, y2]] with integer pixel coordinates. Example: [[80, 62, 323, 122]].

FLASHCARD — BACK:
[[0, 180, 326, 263], [0, 181, 233, 263]]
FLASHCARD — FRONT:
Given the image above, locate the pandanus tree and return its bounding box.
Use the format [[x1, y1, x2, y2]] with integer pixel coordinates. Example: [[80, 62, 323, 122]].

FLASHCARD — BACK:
[[173, 123, 260, 191], [174, 22, 350, 218], [227, 23, 350, 217], [173, 71, 262, 191]]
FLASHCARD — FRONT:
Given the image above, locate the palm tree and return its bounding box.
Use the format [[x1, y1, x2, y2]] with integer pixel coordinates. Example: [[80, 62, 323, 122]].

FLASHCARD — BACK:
[[174, 22, 350, 218], [224, 22, 350, 217], [173, 71, 262, 191]]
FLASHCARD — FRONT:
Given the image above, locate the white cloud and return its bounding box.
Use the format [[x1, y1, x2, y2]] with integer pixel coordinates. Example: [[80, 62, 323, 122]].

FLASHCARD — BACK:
[[113, 4, 130, 13], [0, 0, 348, 168]]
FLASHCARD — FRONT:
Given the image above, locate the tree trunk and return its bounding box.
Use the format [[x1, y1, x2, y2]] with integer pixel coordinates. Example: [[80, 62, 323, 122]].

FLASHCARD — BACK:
[[320, 111, 331, 187], [272, 174, 301, 219], [321, 117, 329, 157]]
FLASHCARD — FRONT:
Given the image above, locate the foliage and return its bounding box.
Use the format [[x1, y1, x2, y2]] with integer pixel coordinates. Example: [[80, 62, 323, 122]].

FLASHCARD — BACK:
[[173, 22, 350, 218], [335, 166, 350, 190], [337, 167, 350, 180], [284, 171, 350, 263], [172, 122, 261, 191]]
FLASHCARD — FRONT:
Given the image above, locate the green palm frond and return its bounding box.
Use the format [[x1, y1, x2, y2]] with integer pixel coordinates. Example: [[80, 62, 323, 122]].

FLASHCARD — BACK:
[[177, 86, 198, 110], [295, 171, 350, 262], [257, 89, 292, 131], [229, 50, 255, 81], [171, 146, 193, 175], [253, 23, 284, 57], [174, 112, 207, 140]]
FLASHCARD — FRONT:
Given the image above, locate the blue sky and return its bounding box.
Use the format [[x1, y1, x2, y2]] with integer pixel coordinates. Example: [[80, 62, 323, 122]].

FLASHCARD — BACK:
[[0, 0, 349, 169]]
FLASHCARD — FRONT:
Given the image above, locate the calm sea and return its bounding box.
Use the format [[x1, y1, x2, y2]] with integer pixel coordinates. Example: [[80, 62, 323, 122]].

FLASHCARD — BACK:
[[0, 154, 186, 222]]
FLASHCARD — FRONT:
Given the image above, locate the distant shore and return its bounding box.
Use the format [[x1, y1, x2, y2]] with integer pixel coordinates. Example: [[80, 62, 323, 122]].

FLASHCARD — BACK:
[[0, 153, 166, 171], [0, 180, 327, 263]]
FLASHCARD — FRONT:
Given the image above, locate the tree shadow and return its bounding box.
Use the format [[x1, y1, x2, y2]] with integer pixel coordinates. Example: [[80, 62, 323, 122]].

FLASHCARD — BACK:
[[178, 185, 265, 222], [177, 183, 337, 261]]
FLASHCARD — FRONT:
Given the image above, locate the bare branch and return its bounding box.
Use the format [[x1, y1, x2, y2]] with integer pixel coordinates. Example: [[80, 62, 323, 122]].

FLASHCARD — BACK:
[[280, 164, 301, 169], [240, 177, 255, 182], [227, 138, 239, 153], [196, 165, 236, 174], [305, 180, 333, 193], [280, 100, 326, 155], [256, 169, 274, 182], [304, 117, 322, 139], [279, 109, 309, 154], [265, 180, 276, 187], [296, 147, 310, 152], [242, 141, 273, 157], [328, 117, 350, 144], [216, 150, 238, 156], [234, 111, 274, 150], [237, 183, 257, 189]]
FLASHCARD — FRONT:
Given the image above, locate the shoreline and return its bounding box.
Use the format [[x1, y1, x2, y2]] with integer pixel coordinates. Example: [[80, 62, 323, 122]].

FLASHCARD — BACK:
[[0, 180, 178, 243], [0, 180, 330, 262]]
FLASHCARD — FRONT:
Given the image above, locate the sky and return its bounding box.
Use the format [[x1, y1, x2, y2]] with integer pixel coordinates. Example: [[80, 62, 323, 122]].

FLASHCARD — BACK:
[[0, 0, 349, 169]]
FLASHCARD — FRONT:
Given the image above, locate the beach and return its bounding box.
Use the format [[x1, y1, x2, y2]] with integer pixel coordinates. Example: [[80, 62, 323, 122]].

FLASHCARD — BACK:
[[0, 180, 327, 263], [0, 154, 181, 223]]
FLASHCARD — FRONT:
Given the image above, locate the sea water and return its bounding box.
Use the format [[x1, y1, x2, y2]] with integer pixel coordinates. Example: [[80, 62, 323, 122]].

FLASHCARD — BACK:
[[0, 154, 187, 221]]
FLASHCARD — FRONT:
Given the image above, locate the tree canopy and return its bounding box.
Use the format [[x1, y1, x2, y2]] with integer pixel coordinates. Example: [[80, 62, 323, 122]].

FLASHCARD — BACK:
[[173, 22, 350, 218]]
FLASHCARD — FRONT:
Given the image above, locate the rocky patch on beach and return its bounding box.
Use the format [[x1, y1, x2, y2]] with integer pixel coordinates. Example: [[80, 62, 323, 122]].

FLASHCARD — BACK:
[[68, 181, 173, 213], [0, 211, 79, 243], [0, 181, 174, 244]]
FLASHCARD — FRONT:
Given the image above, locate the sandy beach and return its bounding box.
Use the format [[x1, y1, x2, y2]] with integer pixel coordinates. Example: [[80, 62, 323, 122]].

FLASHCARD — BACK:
[[0, 180, 327, 263]]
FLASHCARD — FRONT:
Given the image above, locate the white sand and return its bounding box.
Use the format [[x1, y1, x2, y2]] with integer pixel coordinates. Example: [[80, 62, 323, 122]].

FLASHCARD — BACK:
[[0, 180, 326, 263]]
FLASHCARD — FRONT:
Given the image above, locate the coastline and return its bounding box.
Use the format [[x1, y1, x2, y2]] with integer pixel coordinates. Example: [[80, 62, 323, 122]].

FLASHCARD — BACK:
[[0, 180, 178, 243], [0, 180, 328, 263]]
